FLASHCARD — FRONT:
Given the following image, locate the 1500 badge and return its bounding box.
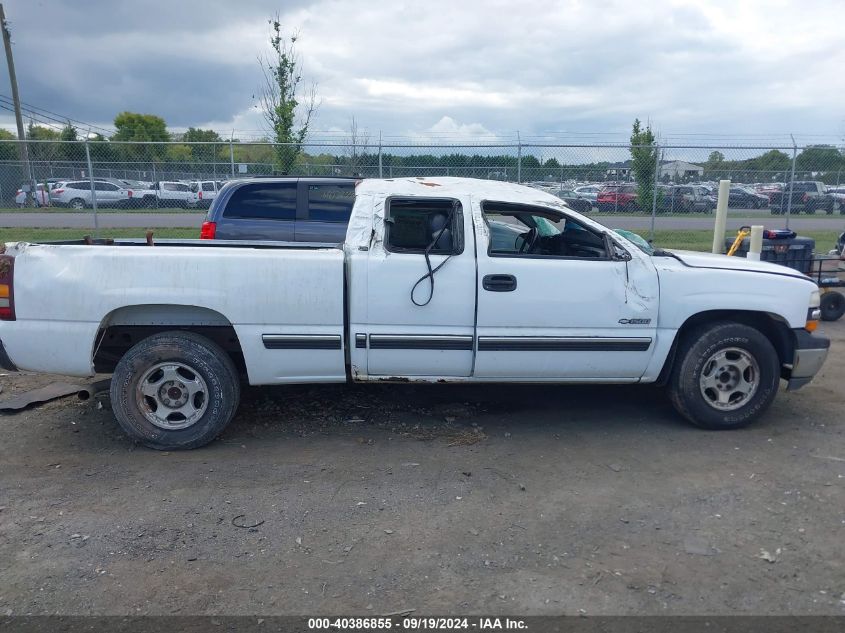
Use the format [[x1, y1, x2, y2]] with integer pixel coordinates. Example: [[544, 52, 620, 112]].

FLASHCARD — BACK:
[[619, 318, 652, 324]]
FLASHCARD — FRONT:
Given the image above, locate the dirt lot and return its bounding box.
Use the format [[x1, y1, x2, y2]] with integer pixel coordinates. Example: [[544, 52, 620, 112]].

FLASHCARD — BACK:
[[0, 321, 843, 617]]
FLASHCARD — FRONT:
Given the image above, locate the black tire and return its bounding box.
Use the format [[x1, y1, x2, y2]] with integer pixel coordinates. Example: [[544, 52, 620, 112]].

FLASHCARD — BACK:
[[143, 196, 157, 208], [669, 321, 780, 430], [820, 292, 845, 322], [70, 198, 86, 210], [110, 331, 240, 450]]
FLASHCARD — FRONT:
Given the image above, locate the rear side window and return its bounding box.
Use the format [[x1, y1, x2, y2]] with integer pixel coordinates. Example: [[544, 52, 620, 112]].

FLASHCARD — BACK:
[[307, 183, 355, 222], [202, 182, 215, 192], [385, 198, 462, 255], [223, 182, 297, 220]]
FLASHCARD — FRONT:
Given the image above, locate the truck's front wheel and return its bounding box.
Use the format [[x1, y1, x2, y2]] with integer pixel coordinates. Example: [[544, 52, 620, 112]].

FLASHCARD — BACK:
[[669, 322, 780, 430], [110, 331, 240, 450]]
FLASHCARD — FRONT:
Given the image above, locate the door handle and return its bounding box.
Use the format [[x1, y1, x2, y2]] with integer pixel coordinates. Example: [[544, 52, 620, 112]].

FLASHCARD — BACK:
[[483, 274, 517, 292]]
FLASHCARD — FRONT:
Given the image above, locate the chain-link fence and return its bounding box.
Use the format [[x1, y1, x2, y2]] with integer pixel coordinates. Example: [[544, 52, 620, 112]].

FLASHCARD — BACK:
[[4, 139, 845, 253]]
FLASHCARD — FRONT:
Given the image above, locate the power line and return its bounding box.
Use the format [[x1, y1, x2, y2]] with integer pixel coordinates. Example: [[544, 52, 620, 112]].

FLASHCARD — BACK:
[[0, 94, 114, 135]]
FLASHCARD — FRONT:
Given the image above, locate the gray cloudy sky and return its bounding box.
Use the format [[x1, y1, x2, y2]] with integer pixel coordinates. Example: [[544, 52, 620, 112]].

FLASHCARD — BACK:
[[3, 0, 844, 142]]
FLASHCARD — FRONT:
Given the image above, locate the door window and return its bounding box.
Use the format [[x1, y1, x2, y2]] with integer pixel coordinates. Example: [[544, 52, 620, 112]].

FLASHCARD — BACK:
[[483, 202, 607, 259]]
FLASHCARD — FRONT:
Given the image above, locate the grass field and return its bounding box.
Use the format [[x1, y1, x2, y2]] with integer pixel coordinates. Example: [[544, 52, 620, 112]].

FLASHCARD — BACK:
[[1, 227, 840, 253]]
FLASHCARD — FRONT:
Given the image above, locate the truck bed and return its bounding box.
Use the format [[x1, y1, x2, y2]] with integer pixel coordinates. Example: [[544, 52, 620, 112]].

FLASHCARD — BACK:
[[38, 238, 342, 250], [2, 240, 347, 383]]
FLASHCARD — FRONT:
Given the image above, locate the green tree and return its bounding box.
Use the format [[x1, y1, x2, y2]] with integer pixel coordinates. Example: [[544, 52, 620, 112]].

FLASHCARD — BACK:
[[181, 127, 221, 165], [58, 122, 79, 161], [258, 15, 318, 173], [629, 119, 658, 210], [704, 150, 724, 176], [112, 112, 169, 161], [796, 145, 842, 175], [26, 122, 60, 162], [754, 149, 790, 172], [0, 128, 17, 161]]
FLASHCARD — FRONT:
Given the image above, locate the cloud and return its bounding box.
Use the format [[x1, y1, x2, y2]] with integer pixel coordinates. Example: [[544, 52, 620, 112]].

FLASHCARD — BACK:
[[1, 0, 843, 144]]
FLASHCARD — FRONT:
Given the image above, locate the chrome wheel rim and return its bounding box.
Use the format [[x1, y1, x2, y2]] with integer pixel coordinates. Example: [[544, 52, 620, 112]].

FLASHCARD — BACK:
[[699, 347, 759, 411], [137, 362, 208, 430]]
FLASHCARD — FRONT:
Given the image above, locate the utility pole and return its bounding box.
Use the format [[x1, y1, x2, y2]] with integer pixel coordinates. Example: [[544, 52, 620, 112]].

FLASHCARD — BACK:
[[0, 3, 35, 206]]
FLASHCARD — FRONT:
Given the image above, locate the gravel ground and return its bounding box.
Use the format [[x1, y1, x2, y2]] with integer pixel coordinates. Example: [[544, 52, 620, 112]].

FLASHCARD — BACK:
[[0, 320, 842, 616]]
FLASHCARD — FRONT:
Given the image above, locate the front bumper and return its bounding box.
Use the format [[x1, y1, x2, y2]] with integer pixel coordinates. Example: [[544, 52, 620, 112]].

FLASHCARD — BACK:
[[786, 328, 830, 390]]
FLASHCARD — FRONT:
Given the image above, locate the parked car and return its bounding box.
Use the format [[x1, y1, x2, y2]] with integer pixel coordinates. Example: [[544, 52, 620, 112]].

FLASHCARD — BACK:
[[728, 187, 769, 209], [49, 180, 134, 209], [0, 177, 828, 450], [596, 184, 638, 212], [201, 177, 358, 242], [660, 185, 716, 213], [189, 180, 226, 209], [15, 183, 50, 207], [131, 181, 194, 208], [555, 189, 593, 214], [572, 184, 602, 203], [770, 181, 838, 215]]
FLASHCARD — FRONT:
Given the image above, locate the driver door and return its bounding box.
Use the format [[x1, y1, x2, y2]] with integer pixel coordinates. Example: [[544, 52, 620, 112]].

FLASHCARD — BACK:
[[473, 200, 659, 380]]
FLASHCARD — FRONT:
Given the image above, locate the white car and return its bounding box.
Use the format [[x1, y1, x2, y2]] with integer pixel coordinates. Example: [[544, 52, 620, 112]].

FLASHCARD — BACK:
[[15, 183, 50, 207], [188, 180, 225, 209], [573, 184, 602, 203], [49, 180, 133, 209], [130, 181, 194, 208], [0, 177, 828, 450]]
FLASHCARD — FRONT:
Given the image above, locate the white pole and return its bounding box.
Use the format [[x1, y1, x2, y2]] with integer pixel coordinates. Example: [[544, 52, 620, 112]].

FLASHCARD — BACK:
[[747, 225, 764, 261], [711, 179, 731, 254]]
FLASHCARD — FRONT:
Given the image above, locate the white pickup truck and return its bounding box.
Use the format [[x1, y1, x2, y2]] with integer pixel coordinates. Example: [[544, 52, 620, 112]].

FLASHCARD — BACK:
[[0, 178, 829, 450]]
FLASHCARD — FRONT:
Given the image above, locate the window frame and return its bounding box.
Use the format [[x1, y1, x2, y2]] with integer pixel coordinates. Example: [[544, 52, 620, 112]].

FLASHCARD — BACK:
[[383, 196, 464, 256], [481, 200, 614, 262]]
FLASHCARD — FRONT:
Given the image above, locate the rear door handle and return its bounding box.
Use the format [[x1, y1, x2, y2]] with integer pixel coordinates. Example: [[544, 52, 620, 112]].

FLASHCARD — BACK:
[[482, 274, 517, 292]]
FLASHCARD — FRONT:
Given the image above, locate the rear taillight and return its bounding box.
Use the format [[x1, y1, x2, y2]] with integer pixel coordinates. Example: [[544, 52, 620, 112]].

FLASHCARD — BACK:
[[15, 189, 21, 195], [802, 193, 809, 202], [127, 189, 133, 198], [200, 221, 217, 240], [198, 191, 203, 200], [52, 188, 64, 195], [0, 254, 15, 321]]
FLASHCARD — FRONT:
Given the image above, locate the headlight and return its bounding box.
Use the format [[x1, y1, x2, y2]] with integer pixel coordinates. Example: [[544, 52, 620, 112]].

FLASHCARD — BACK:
[[810, 289, 820, 308]]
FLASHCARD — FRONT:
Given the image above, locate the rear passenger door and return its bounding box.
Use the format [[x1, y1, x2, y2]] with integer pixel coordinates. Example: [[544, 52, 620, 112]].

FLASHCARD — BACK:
[[217, 181, 298, 241], [296, 181, 355, 242]]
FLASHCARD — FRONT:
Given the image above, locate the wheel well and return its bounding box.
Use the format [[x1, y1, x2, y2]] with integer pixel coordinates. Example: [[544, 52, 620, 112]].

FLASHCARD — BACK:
[[657, 310, 794, 385], [92, 305, 245, 375]]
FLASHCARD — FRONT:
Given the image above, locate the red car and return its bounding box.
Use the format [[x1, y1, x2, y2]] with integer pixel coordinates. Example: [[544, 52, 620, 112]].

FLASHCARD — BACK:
[[597, 184, 638, 212]]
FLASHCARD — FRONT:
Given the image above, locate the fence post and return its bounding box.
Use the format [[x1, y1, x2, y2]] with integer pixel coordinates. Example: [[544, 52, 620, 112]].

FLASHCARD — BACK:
[[785, 135, 797, 230], [83, 138, 99, 237], [229, 132, 235, 177], [378, 131, 383, 178], [516, 131, 522, 183], [649, 143, 661, 243]]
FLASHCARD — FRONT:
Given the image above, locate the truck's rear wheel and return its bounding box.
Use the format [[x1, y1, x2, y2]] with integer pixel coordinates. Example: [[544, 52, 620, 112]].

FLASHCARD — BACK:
[[669, 322, 780, 430], [110, 331, 240, 450]]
